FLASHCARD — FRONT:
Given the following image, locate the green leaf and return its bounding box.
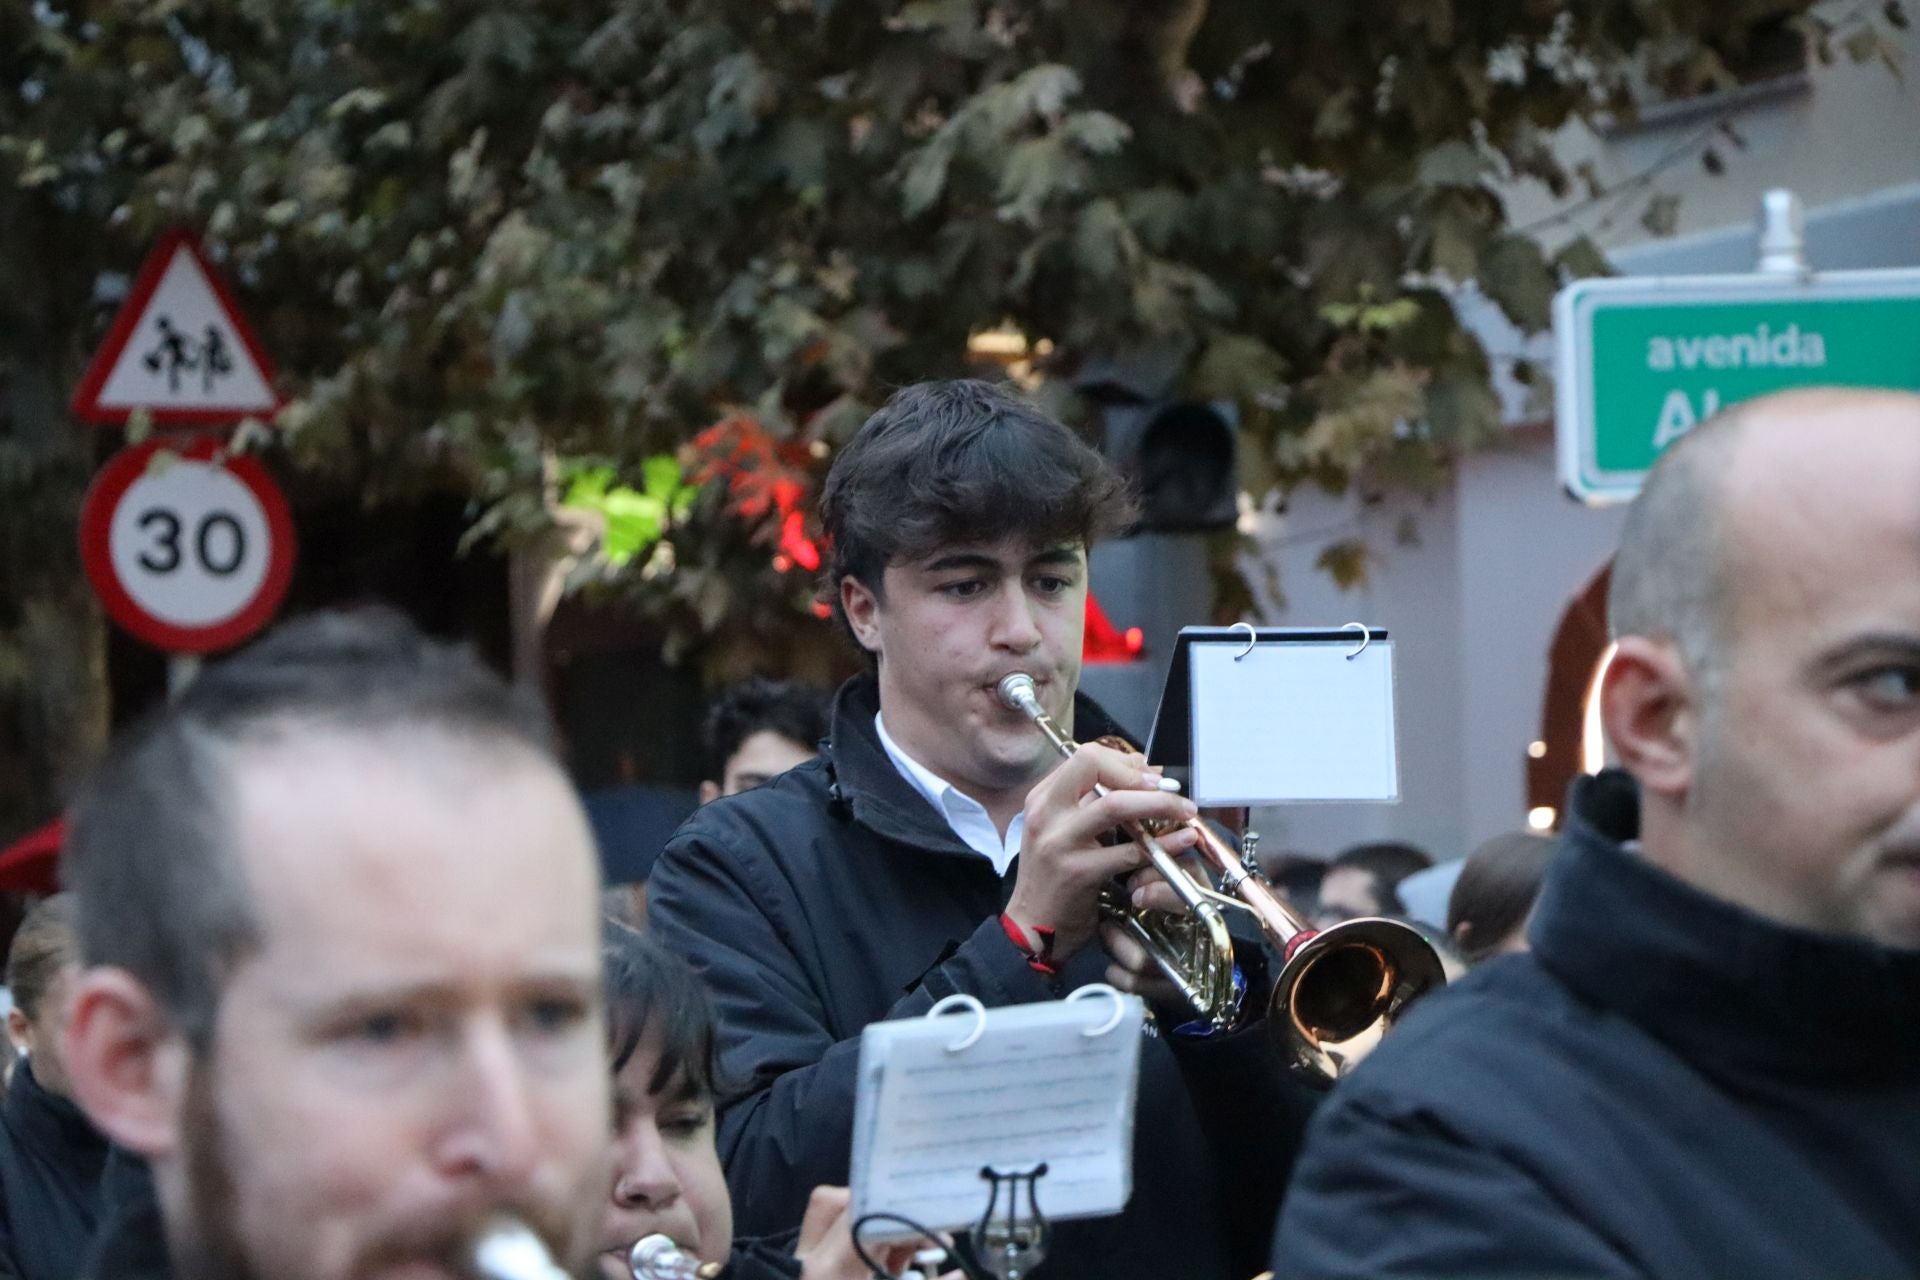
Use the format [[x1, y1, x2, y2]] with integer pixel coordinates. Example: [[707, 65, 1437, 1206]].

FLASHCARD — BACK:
[[1060, 111, 1132, 155], [1641, 193, 1682, 238], [1072, 199, 1137, 281], [1419, 140, 1486, 187], [1552, 235, 1612, 280], [1478, 235, 1557, 333], [1192, 334, 1288, 401], [1315, 539, 1373, 590]]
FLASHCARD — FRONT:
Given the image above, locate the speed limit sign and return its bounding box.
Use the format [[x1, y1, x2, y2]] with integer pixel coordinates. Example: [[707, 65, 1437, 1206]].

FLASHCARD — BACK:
[[80, 437, 297, 653]]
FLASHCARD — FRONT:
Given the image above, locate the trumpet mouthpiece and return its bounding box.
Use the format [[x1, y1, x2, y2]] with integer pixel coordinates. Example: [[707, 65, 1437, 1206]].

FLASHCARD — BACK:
[[996, 673, 1041, 713], [471, 1220, 570, 1280]]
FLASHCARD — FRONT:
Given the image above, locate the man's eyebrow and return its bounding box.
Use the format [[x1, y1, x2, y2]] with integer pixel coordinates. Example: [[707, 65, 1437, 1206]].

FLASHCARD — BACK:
[[291, 967, 598, 1019], [921, 550, 1005, 574], [1027, 546, 1083, 568], [1816, 632, 1920, 671]]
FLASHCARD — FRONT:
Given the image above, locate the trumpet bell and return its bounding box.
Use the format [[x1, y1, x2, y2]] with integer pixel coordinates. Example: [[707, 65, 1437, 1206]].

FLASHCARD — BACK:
[[1269, 916, 1447, 1080]]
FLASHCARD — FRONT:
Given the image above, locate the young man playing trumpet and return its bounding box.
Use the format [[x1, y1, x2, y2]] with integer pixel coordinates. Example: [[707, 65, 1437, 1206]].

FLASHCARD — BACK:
[[649, 379, 1315, 1280]]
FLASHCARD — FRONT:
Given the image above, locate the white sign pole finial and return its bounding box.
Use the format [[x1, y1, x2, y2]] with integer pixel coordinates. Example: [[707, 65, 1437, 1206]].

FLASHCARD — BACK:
[[1756, 188, 1809, 278]]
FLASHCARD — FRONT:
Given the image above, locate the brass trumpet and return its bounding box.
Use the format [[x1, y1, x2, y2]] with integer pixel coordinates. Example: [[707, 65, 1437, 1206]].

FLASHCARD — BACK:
[[997, 673, 1445, 1081]]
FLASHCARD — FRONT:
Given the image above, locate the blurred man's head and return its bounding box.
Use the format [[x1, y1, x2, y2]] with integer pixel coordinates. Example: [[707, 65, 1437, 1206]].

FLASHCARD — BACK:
[[6, 892, 83, 1097], [1314, 841, 1434, 927], [1604, 388, 1920, 948], [60, 609, 610, 1280], [697, 678, 828, 803]]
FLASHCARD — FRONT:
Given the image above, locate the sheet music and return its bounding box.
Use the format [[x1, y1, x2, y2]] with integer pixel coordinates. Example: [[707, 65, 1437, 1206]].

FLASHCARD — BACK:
[[1189, 634, 1399, 804], [849, 992, 1143, 1237]]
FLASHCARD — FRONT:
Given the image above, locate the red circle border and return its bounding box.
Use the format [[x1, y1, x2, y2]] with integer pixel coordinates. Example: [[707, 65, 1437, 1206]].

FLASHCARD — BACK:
[[79, 436, 298, 654]]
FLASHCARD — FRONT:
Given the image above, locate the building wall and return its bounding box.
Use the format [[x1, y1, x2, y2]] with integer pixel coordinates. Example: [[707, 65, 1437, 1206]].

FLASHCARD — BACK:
[[1503, 17, 1920, 257], [1240, 442, 1626, 862]]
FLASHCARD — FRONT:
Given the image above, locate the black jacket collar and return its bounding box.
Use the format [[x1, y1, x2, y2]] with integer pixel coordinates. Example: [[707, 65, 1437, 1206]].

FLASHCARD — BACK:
[[1535, 769, 1920, 1086], [822, 672, 1135, 862], [81, 1149, 169, 1280], [4, 1058, 106, 1164]]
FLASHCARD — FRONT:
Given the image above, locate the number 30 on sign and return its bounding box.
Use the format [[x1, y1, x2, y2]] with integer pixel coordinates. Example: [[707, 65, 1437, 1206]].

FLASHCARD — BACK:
[[80, 437, 296, 654]]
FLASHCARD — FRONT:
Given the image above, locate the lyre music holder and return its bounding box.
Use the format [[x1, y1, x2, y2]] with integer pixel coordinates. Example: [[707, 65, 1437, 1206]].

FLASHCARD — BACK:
[[970, 1163, 1051, 1280]]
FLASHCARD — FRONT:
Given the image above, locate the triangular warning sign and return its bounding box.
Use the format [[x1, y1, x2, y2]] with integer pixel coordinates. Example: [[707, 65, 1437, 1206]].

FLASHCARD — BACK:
[[71, 229, 283, 427]]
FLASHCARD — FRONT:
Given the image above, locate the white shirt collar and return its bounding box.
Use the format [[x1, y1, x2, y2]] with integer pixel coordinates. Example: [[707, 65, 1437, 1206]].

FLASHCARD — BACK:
[[874, 712, 1022, 876]]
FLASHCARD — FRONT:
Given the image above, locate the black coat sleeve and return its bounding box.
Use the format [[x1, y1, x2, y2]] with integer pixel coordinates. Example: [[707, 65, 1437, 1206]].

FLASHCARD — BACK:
[[647, 819, 1057, 1239], [722, 1239, 804, 1280], [0, 1200, 18, 1280], [1271, 1091, 1637, 1279], [1164, 1026, 1319, 1280]]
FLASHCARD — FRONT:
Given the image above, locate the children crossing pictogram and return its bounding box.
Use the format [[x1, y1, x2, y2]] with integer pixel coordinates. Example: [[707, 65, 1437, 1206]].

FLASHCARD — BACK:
[[71, 229, 283, 427]]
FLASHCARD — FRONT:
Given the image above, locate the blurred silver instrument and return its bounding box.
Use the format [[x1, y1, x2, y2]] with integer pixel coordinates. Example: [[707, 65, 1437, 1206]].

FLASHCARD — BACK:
[[470, 1219, 572, 1280], [629, 1234, 724, 1280]]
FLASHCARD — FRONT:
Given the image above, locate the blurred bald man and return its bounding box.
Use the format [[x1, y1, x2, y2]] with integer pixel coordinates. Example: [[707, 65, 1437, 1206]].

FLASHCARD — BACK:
[[1272, 389, 1920, 1278]]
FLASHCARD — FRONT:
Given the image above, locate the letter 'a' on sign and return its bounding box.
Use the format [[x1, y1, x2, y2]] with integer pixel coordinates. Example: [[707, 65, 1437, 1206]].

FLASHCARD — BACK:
[[79, 437, 297, 654], [70, 229, 283, 428]]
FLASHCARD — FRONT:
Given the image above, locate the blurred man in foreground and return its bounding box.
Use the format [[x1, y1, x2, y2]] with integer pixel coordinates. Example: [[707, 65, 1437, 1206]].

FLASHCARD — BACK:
[[61, 610, 611, 1280], [1274, 388, 1920, 1277]]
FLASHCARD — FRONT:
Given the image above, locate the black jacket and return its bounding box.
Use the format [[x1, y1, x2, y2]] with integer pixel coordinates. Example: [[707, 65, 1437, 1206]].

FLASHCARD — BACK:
[[0, 1060, 110, 1280], [1273, 769, 1920, 1278], [78, 1149, 166, 1280], [649, 674, 1316, 1280]]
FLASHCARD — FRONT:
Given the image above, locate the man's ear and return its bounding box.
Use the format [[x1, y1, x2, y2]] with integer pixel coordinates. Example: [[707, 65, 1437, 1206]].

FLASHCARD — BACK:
[[61, 967, 191, 1158], [839, 575, 883, 656], [5, 1005, 29, 1054], [1599, 635, 1697, 799], [697, 779, 720, 805]]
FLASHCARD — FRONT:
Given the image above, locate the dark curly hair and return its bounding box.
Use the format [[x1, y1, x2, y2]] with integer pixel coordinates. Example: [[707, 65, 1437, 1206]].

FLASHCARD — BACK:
[[819, 380, 1137, 644]]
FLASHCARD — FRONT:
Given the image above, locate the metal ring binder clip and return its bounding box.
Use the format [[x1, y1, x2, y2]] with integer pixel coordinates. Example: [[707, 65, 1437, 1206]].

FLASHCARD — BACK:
[[1230, 622, 1258, 661], [1343, 622, 1372, 660], [1067, 984, 1128, 1038], [927, 993, 988, 1053]]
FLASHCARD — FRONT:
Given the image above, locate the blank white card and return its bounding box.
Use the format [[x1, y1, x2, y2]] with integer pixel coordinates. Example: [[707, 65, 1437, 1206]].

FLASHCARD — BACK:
[[1188, 635, 1398, 805]]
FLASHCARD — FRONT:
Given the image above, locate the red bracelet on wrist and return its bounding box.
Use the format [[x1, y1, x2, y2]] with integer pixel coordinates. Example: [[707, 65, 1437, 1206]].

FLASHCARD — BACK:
[[999, 912, 1060, 976]]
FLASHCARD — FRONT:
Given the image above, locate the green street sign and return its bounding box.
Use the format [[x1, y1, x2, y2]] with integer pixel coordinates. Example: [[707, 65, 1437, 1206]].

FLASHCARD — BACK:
[[1554, 270, 1920, 504]]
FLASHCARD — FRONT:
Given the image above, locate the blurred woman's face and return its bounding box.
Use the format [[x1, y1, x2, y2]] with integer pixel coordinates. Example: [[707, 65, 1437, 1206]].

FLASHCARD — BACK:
[[6, 962, 79, 1097], [598, 1036, 733, 1279]]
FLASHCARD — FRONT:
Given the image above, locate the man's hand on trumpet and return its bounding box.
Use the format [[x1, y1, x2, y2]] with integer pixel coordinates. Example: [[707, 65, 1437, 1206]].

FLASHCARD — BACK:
[[1102, 854, 1225, 1012], [1003, 741, 1199, 963]]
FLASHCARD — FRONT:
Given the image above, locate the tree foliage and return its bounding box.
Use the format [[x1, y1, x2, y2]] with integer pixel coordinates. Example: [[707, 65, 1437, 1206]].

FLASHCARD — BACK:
[[0, 0, 1898, 817]]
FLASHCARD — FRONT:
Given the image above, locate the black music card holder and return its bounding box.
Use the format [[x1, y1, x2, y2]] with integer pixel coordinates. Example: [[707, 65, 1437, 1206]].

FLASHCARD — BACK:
[[1145, 624, 1399, 807]]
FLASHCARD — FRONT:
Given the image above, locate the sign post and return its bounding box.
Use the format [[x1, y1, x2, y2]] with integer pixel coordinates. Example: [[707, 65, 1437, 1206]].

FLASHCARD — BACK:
[[1554, 190, 1920, 505]]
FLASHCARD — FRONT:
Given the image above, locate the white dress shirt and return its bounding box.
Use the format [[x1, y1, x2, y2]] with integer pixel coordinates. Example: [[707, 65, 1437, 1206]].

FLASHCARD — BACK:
[[874, 712, 1023, 876]]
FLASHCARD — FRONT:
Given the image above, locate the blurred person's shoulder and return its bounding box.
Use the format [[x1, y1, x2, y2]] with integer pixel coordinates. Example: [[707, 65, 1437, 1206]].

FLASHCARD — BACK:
[[663, 752, 840, 865], [1326, 950, 1654, 1125]]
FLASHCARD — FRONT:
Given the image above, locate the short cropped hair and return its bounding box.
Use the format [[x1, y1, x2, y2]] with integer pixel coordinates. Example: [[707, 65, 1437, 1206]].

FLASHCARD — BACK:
[[819, 380, 1137, 630], [700, 678, 828, 781], [1607, 408, 1750, 683], [6, 893, 81, 1022], [602, 918, 722, 1100], [62, 608, 555, 1049], [1330, 840, 1434, 915], [1447, 832, 1554, 965]]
